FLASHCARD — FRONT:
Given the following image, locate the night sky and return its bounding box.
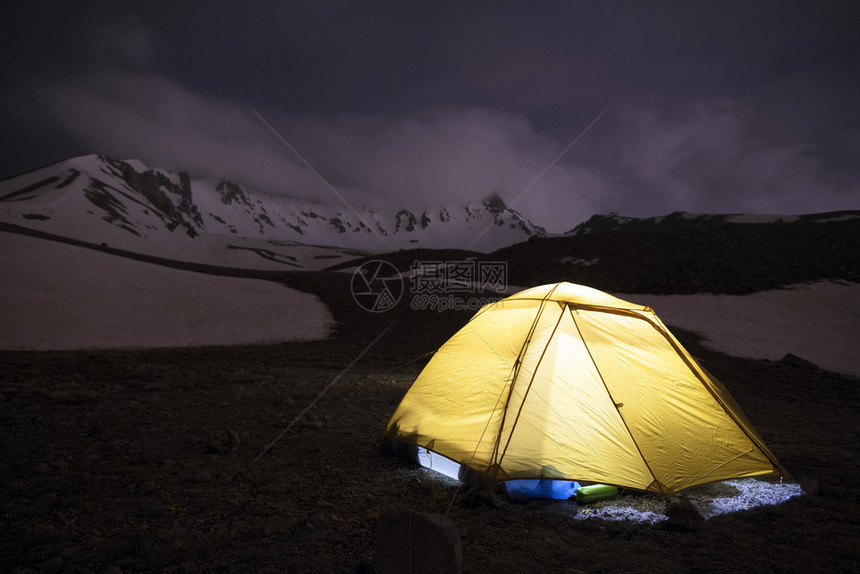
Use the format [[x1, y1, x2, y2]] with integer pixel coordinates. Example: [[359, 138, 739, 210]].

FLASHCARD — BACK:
[[2, 1, 858, 231]]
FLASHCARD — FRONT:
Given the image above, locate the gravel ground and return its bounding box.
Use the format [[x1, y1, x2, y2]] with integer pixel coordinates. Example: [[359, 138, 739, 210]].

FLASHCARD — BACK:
[[1, 322, 857, 573]]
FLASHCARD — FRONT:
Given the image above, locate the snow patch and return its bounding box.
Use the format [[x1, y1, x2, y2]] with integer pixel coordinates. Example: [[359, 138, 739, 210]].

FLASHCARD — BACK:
[[0, 234, 334, 350], [814, 214, 860, 223], [614, 281, 860, 377], [559, 256, 599, 266]]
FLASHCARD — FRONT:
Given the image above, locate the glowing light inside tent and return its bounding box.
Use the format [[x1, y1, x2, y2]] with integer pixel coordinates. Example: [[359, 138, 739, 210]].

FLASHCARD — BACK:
[[416, 447, 462, 480]]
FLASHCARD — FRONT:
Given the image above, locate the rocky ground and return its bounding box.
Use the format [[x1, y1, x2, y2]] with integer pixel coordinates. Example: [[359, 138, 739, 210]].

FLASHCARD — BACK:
[[1, 218, 859, 573], [2, 304, 858, 572]]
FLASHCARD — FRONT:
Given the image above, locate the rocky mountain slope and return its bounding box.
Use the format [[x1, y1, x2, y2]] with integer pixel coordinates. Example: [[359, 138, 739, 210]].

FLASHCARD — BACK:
[[487, 210, 860, 294], [0, 155, 544, 263]]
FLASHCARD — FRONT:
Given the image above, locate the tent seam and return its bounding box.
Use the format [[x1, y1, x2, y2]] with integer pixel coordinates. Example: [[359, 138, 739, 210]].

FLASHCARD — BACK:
[[634, 314, 787, 477], [568, 305, 665, 494], [495, 302, 567, 470], [572, 304, 785, 484], [489, 283, 560, 476]]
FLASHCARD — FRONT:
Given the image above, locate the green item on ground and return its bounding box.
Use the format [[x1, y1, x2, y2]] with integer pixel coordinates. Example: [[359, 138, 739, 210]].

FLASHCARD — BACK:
[[574, 484, 619, 504]]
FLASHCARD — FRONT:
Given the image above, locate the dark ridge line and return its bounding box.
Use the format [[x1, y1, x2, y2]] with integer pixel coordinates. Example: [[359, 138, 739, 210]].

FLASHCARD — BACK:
[[0, 177, 60, 202], [0, 221, 308, 282]]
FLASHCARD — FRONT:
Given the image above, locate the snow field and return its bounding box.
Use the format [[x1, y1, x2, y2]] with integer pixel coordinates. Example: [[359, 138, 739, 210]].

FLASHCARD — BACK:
[[0, 234, 333, 350], [615, 283, 860, 378]]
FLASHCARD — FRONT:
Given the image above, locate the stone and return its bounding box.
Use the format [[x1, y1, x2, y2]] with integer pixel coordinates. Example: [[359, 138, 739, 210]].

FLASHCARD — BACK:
[[461, 478, 503, 508], [204, 430, 222, 455], [779, 353, 818, 370], [799, 475, 820, 496], [38, 555, 63, 574], [193, 471, 212, 483], [374, 508, 462, 574], [228, 429, 242, 448], [664, 495, 704, 531], [307, 511, 331, 531], [60, 545, 82, 558], [819, 474, 846, 498]]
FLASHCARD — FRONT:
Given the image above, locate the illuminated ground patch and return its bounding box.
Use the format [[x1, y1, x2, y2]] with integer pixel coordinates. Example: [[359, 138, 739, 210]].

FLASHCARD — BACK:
[[407, 450, 803, 524], [545, 478, 803, 524]]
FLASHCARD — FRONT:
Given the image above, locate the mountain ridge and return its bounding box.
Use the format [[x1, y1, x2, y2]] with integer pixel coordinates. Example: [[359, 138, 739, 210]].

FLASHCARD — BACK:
[[565, 210, 860, 236], [0, 154, 545, 257], [3, 154, 857, 284], [488, 209, 860, 295]]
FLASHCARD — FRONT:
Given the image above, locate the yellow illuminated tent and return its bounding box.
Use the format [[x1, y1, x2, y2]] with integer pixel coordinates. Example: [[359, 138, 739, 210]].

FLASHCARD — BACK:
[[383, 282, 786, 495]]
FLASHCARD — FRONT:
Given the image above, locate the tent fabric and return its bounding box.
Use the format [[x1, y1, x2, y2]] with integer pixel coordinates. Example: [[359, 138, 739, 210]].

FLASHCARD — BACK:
[[383, 282, 786, 495]]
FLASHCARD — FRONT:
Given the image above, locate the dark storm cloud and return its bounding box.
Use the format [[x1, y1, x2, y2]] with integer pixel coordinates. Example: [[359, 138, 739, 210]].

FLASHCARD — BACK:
[[7, 68, 323, 196], [1, 1, 857, 231], [582, 101, 858, 215]]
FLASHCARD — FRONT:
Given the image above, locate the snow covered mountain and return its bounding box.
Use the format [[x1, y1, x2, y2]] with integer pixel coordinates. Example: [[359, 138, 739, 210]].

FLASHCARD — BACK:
[[0, 155, 544, 269]]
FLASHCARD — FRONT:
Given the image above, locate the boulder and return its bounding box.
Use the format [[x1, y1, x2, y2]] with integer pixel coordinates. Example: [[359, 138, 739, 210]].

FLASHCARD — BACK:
[[799, 475, 820, 496], [461, 478, 503, 508], [664, 495, 704, 531], [779, 353, 818, 370], [375, 508, 462, 574]]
